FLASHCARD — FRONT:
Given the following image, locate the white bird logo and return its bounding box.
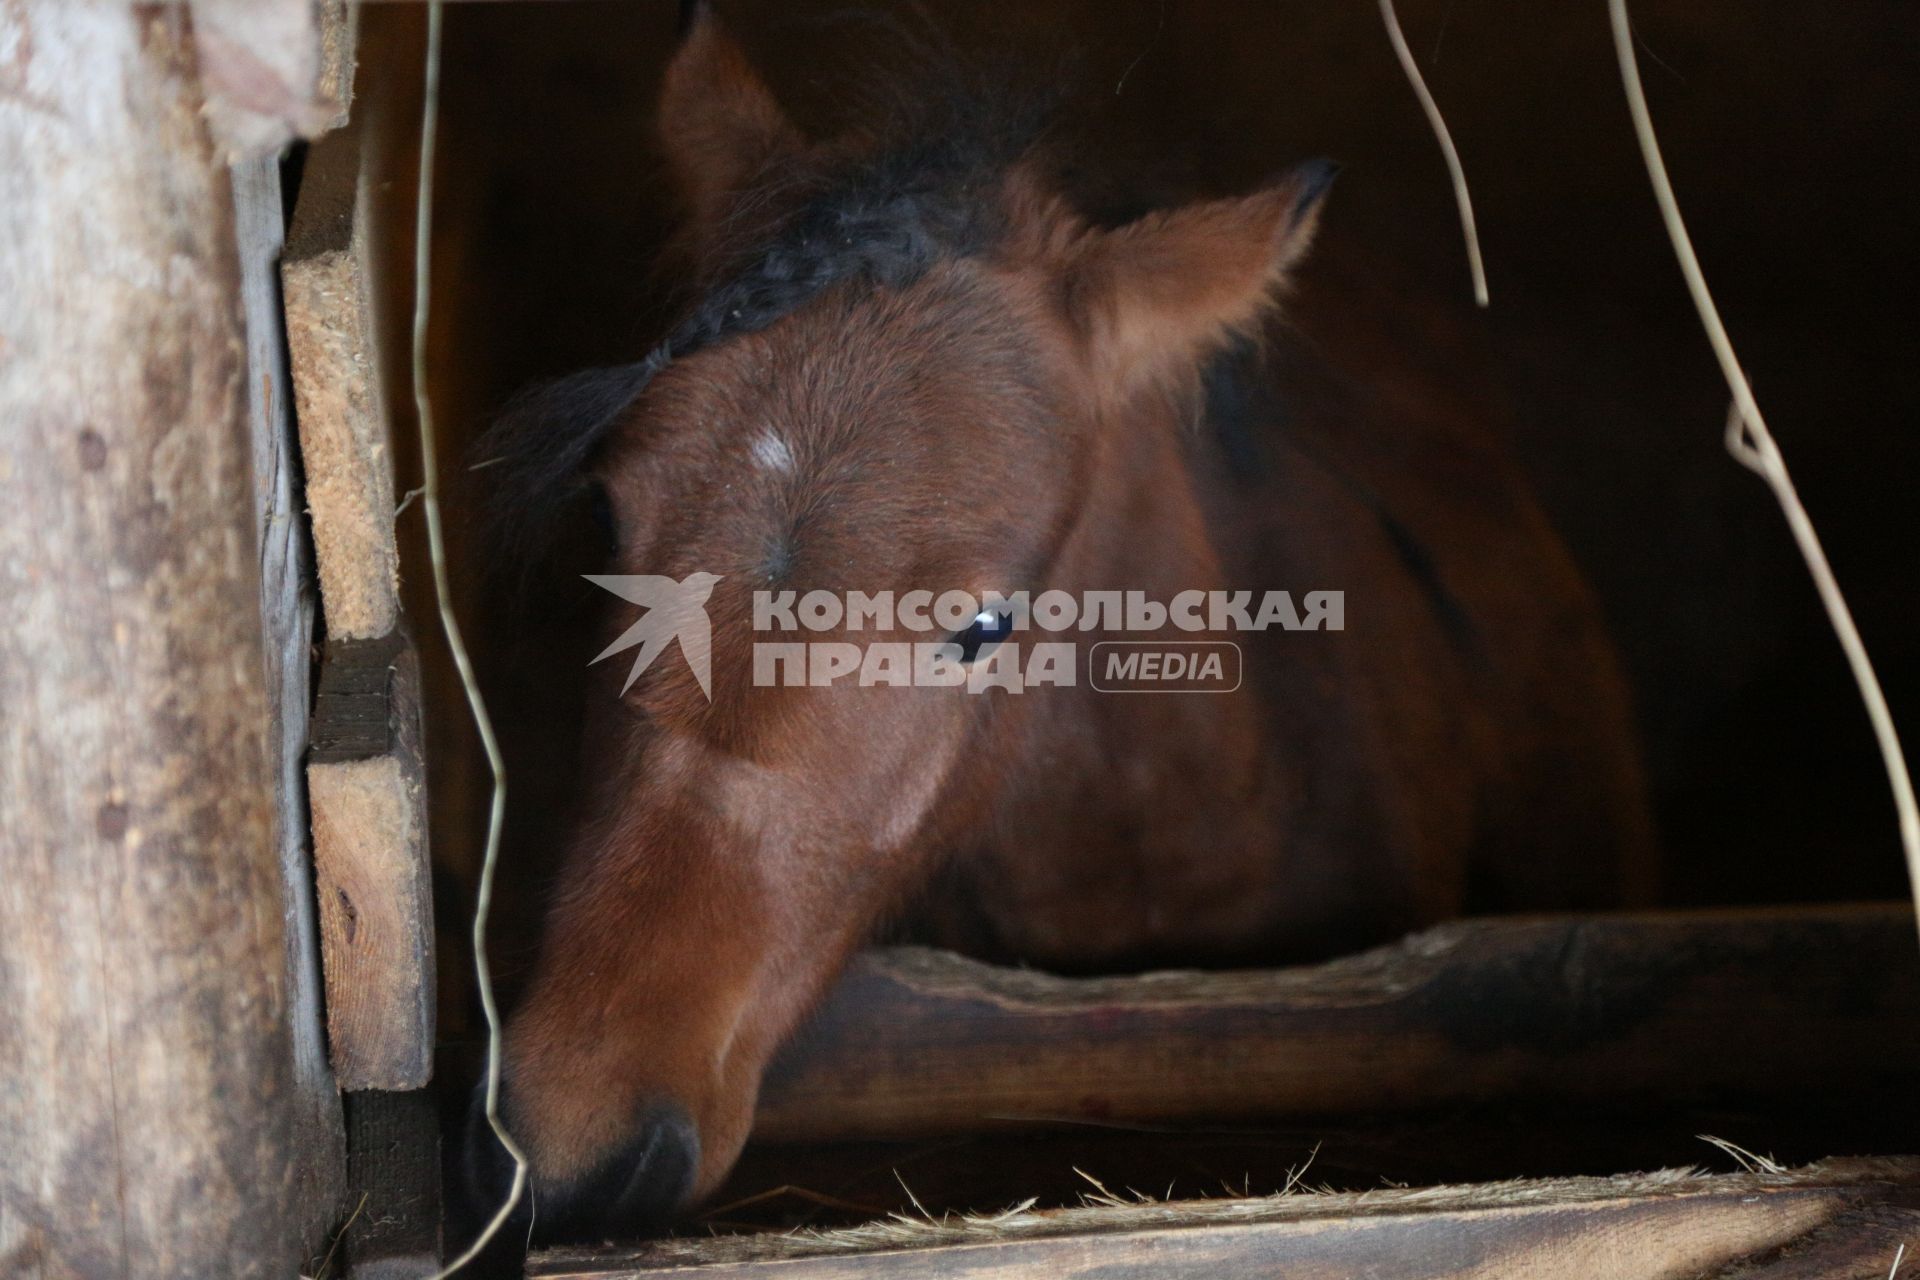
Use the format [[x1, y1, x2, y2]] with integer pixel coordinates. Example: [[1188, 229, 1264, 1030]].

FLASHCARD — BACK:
[[584, 571, 723, 700]]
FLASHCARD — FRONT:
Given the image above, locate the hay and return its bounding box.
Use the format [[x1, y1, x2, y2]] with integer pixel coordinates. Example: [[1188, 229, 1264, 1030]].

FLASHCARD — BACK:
[[585, 1162, 1916, 1270], [1697, 1134, 1787, 1176]]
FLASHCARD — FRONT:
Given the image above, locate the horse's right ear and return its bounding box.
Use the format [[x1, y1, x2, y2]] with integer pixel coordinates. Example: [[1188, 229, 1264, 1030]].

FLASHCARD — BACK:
[[658, 3, 804, 235], [1022, 160, 1336, 409]]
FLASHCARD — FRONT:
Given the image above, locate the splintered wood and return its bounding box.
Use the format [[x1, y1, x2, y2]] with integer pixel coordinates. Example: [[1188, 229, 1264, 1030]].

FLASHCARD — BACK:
[[305, 635, 434, 1090], [284, 116, 435, 1091], [285, 118, 401, 642]]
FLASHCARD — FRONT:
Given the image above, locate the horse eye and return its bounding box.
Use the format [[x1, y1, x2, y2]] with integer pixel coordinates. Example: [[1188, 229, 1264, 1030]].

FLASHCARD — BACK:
[[952, 608, 1014, 664], [585, 483, 618, 556]]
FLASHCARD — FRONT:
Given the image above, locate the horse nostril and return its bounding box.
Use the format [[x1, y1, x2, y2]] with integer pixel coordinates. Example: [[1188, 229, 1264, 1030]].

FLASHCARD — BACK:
[[542, 1101, 701, 1242], [459, 1087, 701, 1246]]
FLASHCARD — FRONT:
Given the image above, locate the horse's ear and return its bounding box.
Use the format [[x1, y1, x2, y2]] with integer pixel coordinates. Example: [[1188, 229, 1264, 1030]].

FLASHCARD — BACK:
[[1050, 161, 1336, 403], [658, 3, 804, 235]]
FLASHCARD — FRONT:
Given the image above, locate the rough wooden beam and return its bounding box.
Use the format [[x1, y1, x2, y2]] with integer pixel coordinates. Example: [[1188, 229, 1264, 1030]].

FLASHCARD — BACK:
[[0, 6, 319, 1274], [309, 636, 435, 1090], [284, 116, 400, 641], [530, 1158, 1920, 1279], [233, 141, 349, 1254], [283, 93, 435, 1091], [756, 905, 1920, 1141]]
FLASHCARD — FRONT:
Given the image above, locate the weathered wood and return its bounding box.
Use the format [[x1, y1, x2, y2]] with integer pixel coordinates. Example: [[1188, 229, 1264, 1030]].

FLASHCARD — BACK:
[[702, 1108, 1919, 1238], [530, 1159, 1920, 1279], [312, 634, 403, 763], [283, 78, 436, 1091], [192, 0, 357, 159], [338, 1090, 443, 1279], [233, 140, 349, 1254], [310, 638, 435, 1090], [756, 905, 1920, 1141], [285, 115, 401, 641], [0, 5, 319, 1275]]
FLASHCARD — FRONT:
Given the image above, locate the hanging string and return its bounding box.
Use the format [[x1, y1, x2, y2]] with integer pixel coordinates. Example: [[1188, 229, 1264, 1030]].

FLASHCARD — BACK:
[[1379, 0, 1489, 306], [408, 3, 531, 1274], [1609, 0, 1920, 940]]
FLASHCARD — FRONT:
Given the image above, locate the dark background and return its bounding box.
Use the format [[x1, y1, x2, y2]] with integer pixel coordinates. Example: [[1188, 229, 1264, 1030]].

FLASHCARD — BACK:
[[352, 0, 1918, 1008]]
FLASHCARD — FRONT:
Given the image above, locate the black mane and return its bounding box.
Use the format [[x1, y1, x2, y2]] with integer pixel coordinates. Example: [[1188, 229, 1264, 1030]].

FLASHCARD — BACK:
[[481, 82, 1055, 581]]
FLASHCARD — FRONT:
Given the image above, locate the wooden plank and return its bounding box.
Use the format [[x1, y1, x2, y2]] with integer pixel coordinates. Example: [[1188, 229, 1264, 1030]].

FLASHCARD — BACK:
[[337, 1089, 443, 1279], [310, 636, 435, 1090], [282, 70, 436, 1092], [0, 6, 315, 1275], [529, 1159, 1920, 1278], [284, 115, 401, 642], [755, 905, 1920, 1141], [232, 141, 349, 1255]]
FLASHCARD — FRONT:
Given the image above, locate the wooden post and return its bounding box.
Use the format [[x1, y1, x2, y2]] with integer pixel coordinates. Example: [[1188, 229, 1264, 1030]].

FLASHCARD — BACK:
[[232, 146, 351, 1255], [0, 4, 342, 1274]]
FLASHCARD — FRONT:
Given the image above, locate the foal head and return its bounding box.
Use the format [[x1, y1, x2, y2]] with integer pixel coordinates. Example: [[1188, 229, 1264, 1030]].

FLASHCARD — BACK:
[[475, 9, 1331, 1239]]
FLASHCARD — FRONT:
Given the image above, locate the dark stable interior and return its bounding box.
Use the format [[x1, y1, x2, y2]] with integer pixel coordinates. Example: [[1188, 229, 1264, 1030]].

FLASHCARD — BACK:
[[342, 0, 1919, 1239]]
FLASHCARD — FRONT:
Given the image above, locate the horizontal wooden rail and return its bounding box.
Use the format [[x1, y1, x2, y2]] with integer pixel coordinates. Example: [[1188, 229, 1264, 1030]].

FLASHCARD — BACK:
[[532, 1157, 1920, 1278], [754, 904, 1920, 1141]]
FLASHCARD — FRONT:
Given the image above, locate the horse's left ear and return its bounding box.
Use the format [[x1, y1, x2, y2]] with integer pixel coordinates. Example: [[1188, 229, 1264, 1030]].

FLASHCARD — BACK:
[[1047, 161, 1336, 403], [658, 2, 805, 238]]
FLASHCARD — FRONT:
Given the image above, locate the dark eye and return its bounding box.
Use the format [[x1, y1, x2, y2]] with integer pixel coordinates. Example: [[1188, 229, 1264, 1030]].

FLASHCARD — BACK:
[[951, 608, 1014, 664], [585, 482, 618, 556]]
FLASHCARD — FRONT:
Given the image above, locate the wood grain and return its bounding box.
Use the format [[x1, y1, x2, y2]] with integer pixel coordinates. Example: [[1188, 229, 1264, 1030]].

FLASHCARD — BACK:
[[0, 5, 326, 1274], [284, 114, 401, 641], [283, 79, 438, 1092], [232, 140, 349, 1256], [756, 905, 1920, 1141], [531, 1159, 1920, 1279], [310, 637, 435, 1090]]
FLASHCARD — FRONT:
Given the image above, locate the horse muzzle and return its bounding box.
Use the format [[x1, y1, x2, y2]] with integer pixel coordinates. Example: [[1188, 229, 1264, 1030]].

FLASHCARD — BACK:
[[458, 1085, 701, 1246]]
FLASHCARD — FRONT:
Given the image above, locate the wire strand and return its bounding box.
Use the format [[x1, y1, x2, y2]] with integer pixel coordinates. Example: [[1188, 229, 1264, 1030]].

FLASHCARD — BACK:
[[408, 3, 530, 1273], [1379, 0, 1489, 307], [1609, 0, 1920, 941]]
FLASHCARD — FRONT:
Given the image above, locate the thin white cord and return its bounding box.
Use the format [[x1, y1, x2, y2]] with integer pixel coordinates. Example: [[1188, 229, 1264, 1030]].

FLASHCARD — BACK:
[[1610, 0, 1920, 940], [1379, 0, 1489, 307], [408, 3, 530, 1273]]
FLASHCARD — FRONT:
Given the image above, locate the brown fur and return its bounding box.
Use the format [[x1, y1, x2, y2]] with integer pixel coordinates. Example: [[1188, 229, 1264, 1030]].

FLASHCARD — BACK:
[[486, 9, 1653, 1233]]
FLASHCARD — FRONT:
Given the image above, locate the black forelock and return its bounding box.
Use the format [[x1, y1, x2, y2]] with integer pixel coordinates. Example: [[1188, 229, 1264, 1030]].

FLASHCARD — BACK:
[[480, 79, 1058, 582]]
